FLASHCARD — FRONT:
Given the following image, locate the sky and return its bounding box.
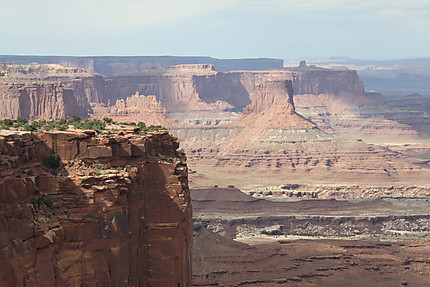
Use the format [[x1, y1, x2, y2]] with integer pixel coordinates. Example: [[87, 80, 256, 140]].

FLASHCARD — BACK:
[[1, 0, 430, 59]]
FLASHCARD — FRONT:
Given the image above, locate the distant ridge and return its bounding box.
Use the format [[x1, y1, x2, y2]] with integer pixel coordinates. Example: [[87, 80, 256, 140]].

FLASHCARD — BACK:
[[0, 55, 284, 76]]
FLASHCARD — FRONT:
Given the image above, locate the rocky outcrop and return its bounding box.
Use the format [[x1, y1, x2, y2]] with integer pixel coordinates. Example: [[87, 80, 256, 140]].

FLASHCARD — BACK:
[[0, 129, 192, 286]]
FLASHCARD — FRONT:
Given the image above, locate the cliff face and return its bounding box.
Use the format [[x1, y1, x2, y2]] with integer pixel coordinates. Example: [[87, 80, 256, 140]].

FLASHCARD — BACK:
[[290, 70, 366, 101], [243, 80, 295, 114], [105, 74, 207, 114], [0, 64, 106, 120], [103, 68, 368, 115], [0, 83, 86, 120], [0, 130, 192, 286]]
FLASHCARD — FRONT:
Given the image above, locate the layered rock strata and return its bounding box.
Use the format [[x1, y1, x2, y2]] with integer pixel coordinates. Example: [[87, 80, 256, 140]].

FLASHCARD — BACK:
[[102, 92, 171, 126], [0, 63, 105, 120], [0, 129, 192, 286], [0, 83, 85, 120], [192, 188, 430, 239], [1, 63, 415, 143], [170, 74, 430, 188], [181, 139, 430, 189], [100, 65, 420, 143], [1, 63, 427, 191]]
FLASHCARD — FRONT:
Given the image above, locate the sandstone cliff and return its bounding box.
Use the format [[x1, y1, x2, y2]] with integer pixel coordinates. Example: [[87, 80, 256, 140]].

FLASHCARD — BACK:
[[0, 63, 105, 120], [243, 80, 295, 115], [1, 63, 406, 142], [0, 62, 421, 143], [0, 129, 192, 286], [0, 83, 86, 120]]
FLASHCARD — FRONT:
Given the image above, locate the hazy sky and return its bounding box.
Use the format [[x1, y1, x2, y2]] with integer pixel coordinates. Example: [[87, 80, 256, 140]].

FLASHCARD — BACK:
[[2, 0, 430, 59]]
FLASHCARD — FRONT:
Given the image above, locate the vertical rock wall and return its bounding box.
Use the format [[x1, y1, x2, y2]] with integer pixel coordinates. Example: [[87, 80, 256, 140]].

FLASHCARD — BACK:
[[0, 83, 86, 120], [0, 130, 192, 286]]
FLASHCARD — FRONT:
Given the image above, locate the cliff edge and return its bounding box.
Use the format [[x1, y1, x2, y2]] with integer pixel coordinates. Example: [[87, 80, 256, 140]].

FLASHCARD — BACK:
[[0, 128, 192, 286]]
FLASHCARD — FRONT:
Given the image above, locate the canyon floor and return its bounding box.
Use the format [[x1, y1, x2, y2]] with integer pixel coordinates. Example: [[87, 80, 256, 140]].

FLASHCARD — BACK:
[[191, 188, 430, 286]]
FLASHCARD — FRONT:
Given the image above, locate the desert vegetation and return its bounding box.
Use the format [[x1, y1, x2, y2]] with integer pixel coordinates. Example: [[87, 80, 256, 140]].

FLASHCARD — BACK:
[[0, 116, 166, 134]]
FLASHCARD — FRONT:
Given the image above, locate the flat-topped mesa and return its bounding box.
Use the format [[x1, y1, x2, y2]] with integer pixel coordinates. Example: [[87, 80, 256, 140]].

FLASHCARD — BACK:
[[0, 129, 192, 287]]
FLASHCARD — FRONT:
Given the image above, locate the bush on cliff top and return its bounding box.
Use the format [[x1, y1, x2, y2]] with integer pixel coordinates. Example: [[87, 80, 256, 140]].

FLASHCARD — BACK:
[[0, 117, 166, 134]]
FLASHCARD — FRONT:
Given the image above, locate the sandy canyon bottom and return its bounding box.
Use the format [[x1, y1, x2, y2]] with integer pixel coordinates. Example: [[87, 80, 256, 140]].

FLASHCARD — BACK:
[[191, 188, 430, 286]]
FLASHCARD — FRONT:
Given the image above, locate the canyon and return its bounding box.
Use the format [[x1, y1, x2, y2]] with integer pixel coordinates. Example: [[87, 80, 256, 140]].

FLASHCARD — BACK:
[[2, 62, 428, 191], [1, 56, 430, 286]]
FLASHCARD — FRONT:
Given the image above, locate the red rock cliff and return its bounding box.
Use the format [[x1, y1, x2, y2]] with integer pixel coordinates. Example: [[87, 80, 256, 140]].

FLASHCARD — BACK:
[[0, 83, 86, 120], [0, 129, 192, 286]]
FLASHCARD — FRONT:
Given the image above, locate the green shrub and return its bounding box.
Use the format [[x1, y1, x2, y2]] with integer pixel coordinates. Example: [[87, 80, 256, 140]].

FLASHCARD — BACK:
[[119, 122, 137, 126], [46, 153, 61, 169], [103, 117, 114, 124], [16, 116, 28, 125], [0, 119, 11, 130], [73, 119, 106, 133], [31, 196, 53, 209], [23, 123, 38, 131], [0, 117, 165, 134], [93, 164, 109, 170]]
